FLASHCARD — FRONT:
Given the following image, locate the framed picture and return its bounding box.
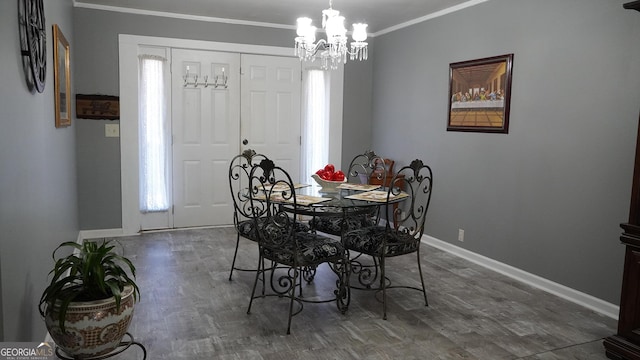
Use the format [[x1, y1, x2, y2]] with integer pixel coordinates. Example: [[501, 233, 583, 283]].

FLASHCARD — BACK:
[[53, 24, 71, 128], [447, 54, 513, 133]]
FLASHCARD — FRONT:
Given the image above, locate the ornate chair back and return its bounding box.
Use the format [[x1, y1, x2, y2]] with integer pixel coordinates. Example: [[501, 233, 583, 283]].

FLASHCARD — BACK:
[[248, 158, 299, 260], [384, 159, 433, 241], [347, 150, 388, 184], [228, 149, 269, 232]]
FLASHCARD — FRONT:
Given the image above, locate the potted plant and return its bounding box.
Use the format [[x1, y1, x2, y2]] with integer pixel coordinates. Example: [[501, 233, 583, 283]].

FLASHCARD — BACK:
[[38, 239, 140, 358]]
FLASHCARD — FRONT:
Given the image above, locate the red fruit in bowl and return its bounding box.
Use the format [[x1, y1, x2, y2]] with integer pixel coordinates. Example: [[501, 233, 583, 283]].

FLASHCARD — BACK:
[[332, 170, 345, 181], [324, 164, 335, 174]]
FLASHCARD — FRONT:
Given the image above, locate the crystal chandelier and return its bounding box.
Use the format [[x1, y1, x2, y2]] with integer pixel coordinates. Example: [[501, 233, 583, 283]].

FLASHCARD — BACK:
[[294, 0, 368, 70]]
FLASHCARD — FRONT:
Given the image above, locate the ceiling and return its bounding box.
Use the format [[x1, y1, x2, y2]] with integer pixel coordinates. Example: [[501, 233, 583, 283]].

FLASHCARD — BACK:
[[73, 0, 485, 34]]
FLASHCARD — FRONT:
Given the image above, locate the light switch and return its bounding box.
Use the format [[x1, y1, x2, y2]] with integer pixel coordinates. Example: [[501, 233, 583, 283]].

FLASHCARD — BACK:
[[105, 123, 120, 137]]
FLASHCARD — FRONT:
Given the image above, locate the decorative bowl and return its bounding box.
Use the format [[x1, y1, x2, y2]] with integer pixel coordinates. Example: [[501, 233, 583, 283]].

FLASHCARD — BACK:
[[311, 174, 347, 192]]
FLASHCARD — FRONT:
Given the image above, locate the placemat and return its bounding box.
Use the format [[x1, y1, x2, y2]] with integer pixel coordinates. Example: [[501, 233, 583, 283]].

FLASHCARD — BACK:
[[336, 183, 381, 191], [345, 190, 408, 202], [262, 183, 311, 192]]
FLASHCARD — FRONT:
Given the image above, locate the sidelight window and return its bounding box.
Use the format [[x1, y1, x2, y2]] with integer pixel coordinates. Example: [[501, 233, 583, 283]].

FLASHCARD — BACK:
[[301, 69, 330, 181], [138, 54, 169, 212]]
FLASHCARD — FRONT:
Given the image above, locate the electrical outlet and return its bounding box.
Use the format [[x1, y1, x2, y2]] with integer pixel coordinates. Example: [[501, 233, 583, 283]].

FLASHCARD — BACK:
[[105, 123, 120, 138], [458, 229, 464, 242]]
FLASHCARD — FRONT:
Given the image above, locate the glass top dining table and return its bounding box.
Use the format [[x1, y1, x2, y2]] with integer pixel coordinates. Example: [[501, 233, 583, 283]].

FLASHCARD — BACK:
[[280, 183, 408, 218]]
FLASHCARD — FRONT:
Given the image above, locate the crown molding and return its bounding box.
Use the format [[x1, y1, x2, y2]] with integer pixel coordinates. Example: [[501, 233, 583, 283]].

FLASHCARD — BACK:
[[372, 0, 490, 37], [74, 0, 493, 38], [73, 0, 295, 30]]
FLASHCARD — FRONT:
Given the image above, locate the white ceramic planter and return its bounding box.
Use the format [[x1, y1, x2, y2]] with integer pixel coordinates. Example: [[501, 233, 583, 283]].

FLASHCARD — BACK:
[[44, 285, 136, 358]]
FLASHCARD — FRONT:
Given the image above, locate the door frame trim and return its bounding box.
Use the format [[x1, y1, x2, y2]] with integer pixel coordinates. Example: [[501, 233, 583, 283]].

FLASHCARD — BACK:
[[118, 34, 343, 235]]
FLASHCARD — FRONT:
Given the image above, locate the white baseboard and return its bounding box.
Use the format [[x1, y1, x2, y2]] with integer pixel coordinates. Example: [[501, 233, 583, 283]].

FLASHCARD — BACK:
[[78, 228, 129, 242], [422, 234, 620, 320]]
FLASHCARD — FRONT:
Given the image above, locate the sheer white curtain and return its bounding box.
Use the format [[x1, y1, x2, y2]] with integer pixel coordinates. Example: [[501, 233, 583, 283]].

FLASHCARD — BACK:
[[138, 54, 169, 212], [301, 69, 330, 181]]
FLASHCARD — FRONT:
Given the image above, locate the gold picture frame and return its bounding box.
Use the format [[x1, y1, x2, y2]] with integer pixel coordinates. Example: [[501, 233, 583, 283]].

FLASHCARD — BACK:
[[53, 24, 71, 127]]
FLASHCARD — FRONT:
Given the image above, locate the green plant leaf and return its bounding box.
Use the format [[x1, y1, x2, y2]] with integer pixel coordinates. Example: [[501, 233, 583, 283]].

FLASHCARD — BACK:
[[39, 239, 140, 332]]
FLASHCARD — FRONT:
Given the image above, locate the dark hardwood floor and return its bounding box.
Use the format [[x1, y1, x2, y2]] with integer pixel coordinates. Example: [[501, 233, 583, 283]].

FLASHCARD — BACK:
[[100, 227, 615, 359]]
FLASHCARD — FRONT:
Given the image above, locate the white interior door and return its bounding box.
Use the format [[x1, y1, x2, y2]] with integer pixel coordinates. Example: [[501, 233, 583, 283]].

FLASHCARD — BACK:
[[171, 49, 240, 228], [241, 54, 302, 182]]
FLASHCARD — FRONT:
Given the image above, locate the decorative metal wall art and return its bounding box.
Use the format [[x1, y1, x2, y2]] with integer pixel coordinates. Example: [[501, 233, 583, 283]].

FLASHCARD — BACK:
[[19, 0, 46, 93]]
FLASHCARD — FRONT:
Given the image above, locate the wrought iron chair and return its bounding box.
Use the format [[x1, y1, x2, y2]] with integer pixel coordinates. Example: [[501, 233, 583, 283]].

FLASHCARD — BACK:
[[308, 150, 388, 235], [227, 149, 310, 281], [246, 158, 350, 334], [228, 149, 269, 281], [342, 159, 433, 320]]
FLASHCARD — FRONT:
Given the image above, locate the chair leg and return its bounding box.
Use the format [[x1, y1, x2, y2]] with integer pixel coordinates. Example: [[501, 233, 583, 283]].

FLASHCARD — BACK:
[[380, 255, 387, 320], [261, 258, 266, 296], [229, 233, 241, 281], [371, 256, 380, 288], [336, 251, 351, 314], [286, 267, 299, 335], [416, 249, 429, 307], [247, 254, 263, 315]]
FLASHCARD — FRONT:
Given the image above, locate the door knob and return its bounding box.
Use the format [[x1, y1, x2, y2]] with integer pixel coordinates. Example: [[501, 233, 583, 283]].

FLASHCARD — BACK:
[[242, 139, 248, 145]]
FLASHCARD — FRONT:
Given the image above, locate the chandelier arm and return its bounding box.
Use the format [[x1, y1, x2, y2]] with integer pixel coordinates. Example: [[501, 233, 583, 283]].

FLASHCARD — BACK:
[[298, 39, 329, 58], [302, 39, 366, 55], [344, 45, 367, 56], [311, 39, 329, 53]]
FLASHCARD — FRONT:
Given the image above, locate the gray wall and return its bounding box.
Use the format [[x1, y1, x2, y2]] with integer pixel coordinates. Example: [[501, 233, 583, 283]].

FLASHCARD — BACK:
[[371, 0, 640, 303], [342, 43, 375, 167], [73, 8, 372, 229], [0, 0, 78, 341]]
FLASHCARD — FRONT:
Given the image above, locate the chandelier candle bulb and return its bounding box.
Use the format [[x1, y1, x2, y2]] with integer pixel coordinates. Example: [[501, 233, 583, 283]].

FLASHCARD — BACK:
[[306, 26, 317, 43], [352, 23, 368, 42], [297, 17, 311, 36], [326, 15, 346, 38]]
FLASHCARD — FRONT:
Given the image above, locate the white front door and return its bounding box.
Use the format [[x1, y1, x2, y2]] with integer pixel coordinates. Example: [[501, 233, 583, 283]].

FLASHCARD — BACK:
[[119, 37, 319, 234], [241, 54, 302, 182], [171, 49, 240, 228]]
